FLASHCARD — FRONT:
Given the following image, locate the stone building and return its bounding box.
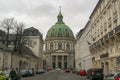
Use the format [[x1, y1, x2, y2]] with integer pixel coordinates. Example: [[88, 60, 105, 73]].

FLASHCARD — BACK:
[[0, 30, 12, 70], [0, 27, 43, 70], [23, 27, 43, 68], [45, 11, 75, 69], [0, 42, 12, 70], [75, 21, 93, 70], [90, 0, 120, 74]]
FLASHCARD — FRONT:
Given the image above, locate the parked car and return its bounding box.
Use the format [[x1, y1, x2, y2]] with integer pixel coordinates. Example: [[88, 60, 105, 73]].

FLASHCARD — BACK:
[[114, 73, 120, 80], [72, 69, 79, 74], [3, 70, 11, 80], [0, 71, 8, 80], [55, 68, 61, 71], [105, 72, 118, 80], [46, 67, 52, 71], [65, 68, 71, 73], [20, 69, 30, 77], [78, 69, 87, 75], [36, 69, 45, 74], [87, 68, 104, 80]]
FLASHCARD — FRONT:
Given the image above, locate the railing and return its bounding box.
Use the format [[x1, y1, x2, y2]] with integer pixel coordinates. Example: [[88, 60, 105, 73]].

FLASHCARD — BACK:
[[115, 25, 120, 34], [104, 34, 108, 41], [90, 25, 120, 51], [108, 30, 114, 38], [100, 53, 109, 59]]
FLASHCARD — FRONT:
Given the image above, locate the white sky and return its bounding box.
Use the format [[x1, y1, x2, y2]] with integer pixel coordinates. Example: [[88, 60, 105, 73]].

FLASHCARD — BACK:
[[0, 0, 99, 39]]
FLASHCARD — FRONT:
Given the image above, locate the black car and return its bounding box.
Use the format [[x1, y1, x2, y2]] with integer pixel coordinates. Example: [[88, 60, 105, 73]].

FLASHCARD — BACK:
[[20, 70, 30, 77], [87, 68, 104, 80]]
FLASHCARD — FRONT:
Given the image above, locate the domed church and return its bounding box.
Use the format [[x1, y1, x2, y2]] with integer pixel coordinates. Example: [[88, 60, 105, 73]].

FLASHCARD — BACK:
[[45, 10, 75, 69]]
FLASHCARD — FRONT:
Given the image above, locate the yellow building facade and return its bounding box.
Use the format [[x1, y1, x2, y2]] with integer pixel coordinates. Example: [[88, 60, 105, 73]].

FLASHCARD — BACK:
[[90, 0, 120, 74]]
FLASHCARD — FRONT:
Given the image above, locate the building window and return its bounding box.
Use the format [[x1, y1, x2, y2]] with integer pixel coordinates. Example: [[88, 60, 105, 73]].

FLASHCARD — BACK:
[[114, 19, 117, 28], [64, 56, 67, 61], [52, 56, 56, 61], [108, 24, 112, 31], [66, 29, 69, 37], [58, 28, 62, 37], [58, 56, 62, 61], [114, 0, 118, 13], [0, 57, 1, 63], [58, 42, 62, 49], [45, 44, 47, 50]]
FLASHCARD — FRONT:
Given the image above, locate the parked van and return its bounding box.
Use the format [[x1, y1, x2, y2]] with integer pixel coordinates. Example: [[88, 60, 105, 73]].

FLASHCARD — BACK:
[[87, 68, 104, 80]]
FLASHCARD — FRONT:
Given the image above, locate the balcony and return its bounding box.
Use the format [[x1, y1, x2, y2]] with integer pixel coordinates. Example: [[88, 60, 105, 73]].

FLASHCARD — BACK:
[[108, 30, 114, 38], [115, 25, 120, 34], [101, 37, 104, 43], [90, 25, 120, 52], [100, 53, 109, 59], [103, 34, 108, 41]]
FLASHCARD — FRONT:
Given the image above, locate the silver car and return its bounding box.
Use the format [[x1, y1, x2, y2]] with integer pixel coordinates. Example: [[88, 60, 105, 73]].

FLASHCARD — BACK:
[[105, 72, 118, 80]]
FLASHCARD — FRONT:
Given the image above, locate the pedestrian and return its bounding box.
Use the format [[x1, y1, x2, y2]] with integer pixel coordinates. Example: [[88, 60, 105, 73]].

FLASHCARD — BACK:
[[9, 68, 17, 80], [32, 68, 35, 76]]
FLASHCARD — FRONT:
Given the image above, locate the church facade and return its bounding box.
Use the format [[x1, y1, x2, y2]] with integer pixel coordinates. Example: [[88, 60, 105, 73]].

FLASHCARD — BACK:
[[45, 11, 75, 69]]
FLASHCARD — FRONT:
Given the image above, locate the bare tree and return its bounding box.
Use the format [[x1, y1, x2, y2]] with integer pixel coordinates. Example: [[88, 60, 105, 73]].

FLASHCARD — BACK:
[[12, 22, 25, 53], [1, 17, 15, 47]]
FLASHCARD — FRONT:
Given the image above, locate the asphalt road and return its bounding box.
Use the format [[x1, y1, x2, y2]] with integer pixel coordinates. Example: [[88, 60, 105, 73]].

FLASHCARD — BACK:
[[21, 70, 87, 80]]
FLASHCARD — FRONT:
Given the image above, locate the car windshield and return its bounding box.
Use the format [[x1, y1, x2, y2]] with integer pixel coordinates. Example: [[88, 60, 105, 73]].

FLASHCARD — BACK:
[[115, 73, 120, 78], [108, 74, 114, 77], [107, 73, 115, 77]]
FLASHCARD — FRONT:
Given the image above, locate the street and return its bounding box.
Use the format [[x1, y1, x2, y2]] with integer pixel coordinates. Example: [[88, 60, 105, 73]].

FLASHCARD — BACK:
[[21, 70, 87, 80]]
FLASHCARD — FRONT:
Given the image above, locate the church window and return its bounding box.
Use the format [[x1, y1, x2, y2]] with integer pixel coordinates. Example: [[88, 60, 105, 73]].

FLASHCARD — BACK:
[[58, 56, 62, 60], [58, 28, 62, 37], [64, 56, 67, 61], [66, 29, 69, 37], [66, 43, 70, 50], [45, 44, 47, 50], [50, 42, 53, 51], [52, 56, 56, 61], [58, 42, 62, 49], [0, 57, 1, 63]]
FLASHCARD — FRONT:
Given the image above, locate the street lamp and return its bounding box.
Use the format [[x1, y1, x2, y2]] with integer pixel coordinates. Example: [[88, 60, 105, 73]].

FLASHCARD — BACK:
[[2, 53, 5, 70]]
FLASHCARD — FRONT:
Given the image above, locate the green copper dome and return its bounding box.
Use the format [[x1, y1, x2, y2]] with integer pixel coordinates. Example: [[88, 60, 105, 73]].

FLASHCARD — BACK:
[[46, 11, 74, 40]]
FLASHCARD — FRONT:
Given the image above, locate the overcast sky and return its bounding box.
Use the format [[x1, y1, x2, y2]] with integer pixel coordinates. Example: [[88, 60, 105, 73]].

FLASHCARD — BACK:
[[0, 0, 99, 39]]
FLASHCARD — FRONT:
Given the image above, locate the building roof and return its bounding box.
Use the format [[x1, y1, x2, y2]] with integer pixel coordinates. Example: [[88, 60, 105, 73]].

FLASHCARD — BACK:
[[46, 11, 74, 40], [23, 27, 42, 36]]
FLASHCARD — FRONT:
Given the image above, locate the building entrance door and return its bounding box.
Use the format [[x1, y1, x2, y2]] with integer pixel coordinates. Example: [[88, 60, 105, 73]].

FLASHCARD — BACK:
[[58, 62, 62, 68], [64, 62, 67, 69], [53, 62, 56, 69]]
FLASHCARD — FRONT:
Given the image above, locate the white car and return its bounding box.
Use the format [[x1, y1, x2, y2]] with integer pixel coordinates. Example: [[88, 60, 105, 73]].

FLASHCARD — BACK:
[[55, 68, 61, 71], [105, 72, 118, 80]]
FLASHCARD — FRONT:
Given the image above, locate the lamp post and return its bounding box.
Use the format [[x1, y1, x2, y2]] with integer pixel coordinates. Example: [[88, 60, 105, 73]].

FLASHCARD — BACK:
[[2, 53, 5, 70]]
